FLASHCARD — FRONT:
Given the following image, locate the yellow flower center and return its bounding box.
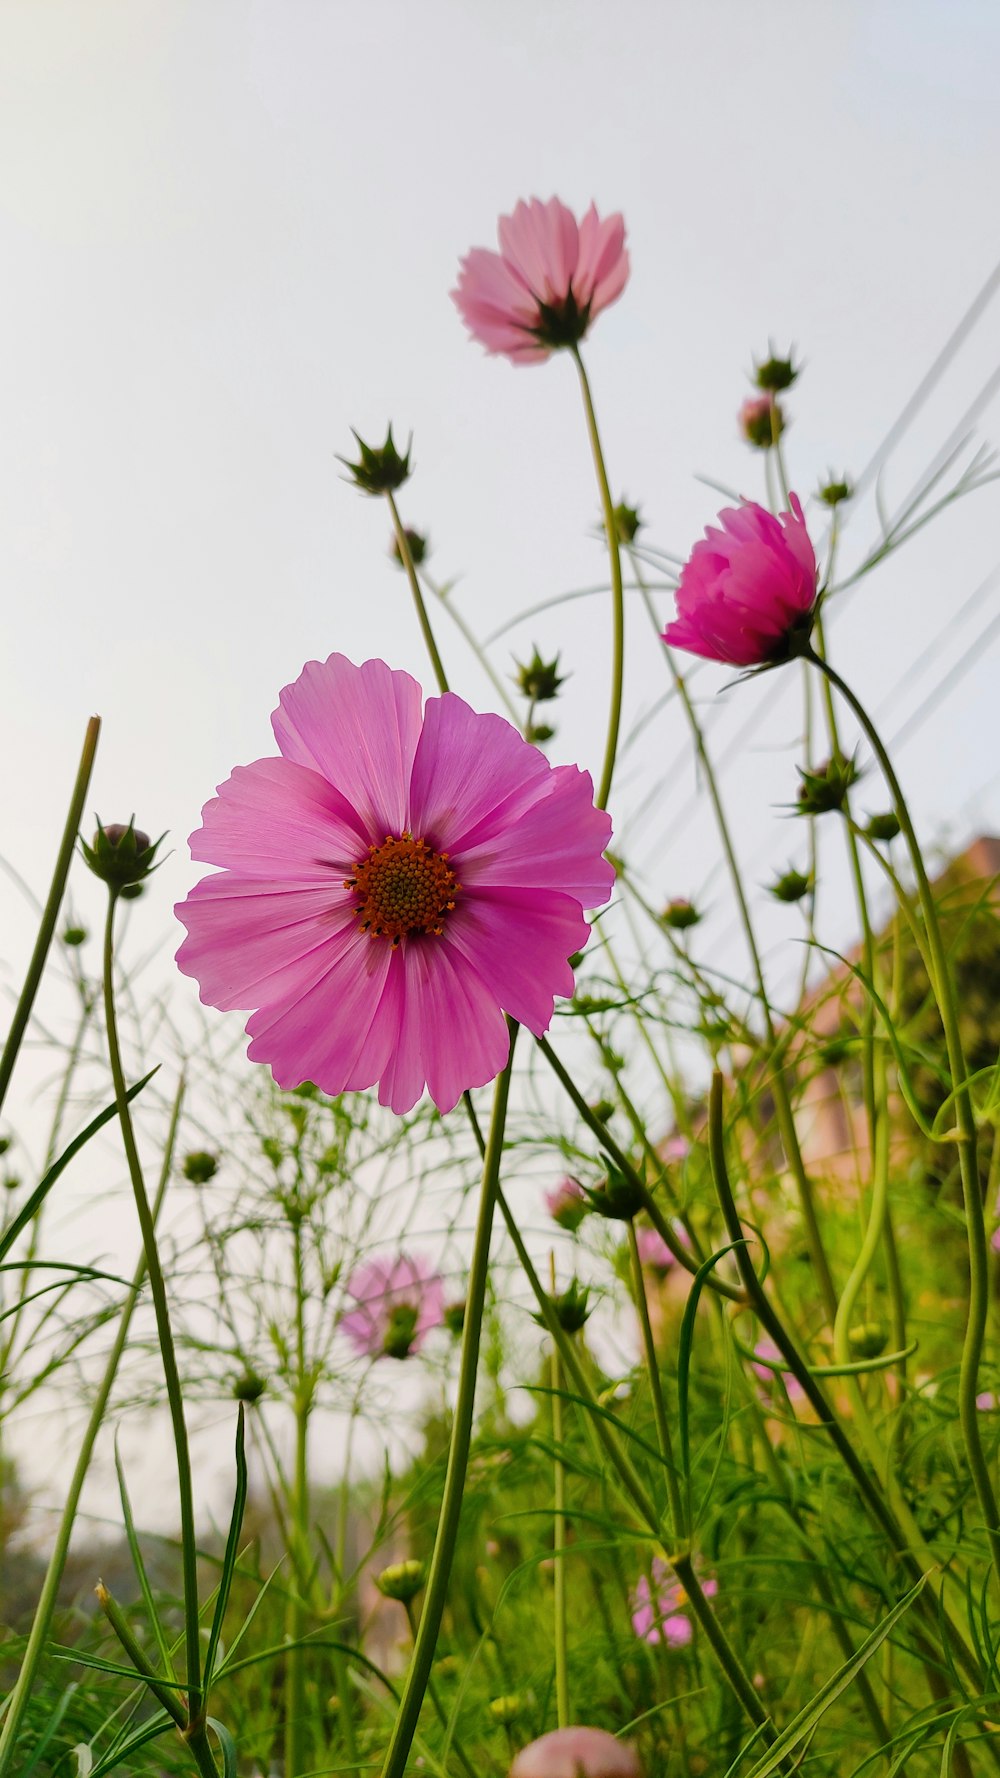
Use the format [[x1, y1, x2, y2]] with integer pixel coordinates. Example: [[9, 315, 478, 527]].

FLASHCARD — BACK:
[[344, 833, 459, 946]]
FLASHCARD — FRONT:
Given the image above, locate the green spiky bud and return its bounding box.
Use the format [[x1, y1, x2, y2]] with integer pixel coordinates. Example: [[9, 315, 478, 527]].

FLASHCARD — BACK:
[[795, 755, 860, 816], [661, 898, 701, 931], [443, 1299, 466, 1337], [338, 425, 412, 496], [769, 868, 812, 904], [182, 1150, 220, 1185], [515, 648, 565, 702], [534, 1276, 592, 1334], [611, 500, 643, 544], [390, 526, 428, 568], [754, 350, 798, 393], [866, 811, 900, 843], [740, 394, 785, 449], [526, 723, 555, 745], [818, 475, 853, 508], [848, 1322, 887, 1360], [587, 1165, 644, 1223], [382, 1302, 420, 1360], [233, 1371, 266, 1404], [81, 821, 163, 893]]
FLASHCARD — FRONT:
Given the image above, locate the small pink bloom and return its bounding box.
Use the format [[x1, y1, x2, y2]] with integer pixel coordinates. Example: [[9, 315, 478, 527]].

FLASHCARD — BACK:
[[664, 496, 818, 668], [510, 1727, 642, 1778], [663, 1134, 690, 1164], [635, 1226, 678, 1274], [340, 1254, 445, 1360], [546, 1176, 589, 1232], [452, 197, 629, 365], [629, 1559, 715, 1647], [977, 1391, 997, 1412], [176, 655, 614, 1115], [751, 1338, 805, 1406]]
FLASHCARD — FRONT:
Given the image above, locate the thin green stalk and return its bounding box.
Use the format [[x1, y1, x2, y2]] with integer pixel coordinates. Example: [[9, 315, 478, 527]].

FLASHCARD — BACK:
[[572, 346, 624, 810], [285, 1210, 311, 1778], [808, 647, 1000, 1585], [635, 569, 838, 1322], [549, 1255, 570, 1730], [0, 1078, 184, 1775], [387, 491, 450, 695], [626, 1222, 685, 1539], [379, 1027, 517, 1778], [102, 894, 208, 1743], [0, 715, 100, 1114]]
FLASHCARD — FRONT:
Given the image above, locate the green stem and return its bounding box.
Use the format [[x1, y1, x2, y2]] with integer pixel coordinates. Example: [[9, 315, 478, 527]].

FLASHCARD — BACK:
[[808, 648, 1000, 1585], [379, 1029, 517, 1778], [0, 715, 100, 1115], [102, 895, 208, 1736], [572, 346, 624, 811], [626, 1222, 685, 1539], [0, 1078, 184, 1775], [387, 492, 450, 695], [285, 1212, 311, 1778], [549, 1255, 570, 1730]]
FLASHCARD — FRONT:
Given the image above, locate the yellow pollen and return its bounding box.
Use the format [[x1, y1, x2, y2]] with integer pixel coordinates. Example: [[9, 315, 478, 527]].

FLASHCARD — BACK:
[[344, 833, 460, 946]]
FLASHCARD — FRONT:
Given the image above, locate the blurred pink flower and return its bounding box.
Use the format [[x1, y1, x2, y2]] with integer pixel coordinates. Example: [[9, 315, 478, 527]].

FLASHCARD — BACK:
[[751, 1338, 805, 1406], [663, 496, 818, 667], [739, 393, 785, 449], [452, 197, 629, 365], [176, 655, 613, 1116], [663, 1134, 690, 1164], [546, 1176, 589, 1232], [510, 1727, 642, 1778], [630, 1558, 717, 1647], [977, 1391, 997, 1412], [341, 1254, 445, 1360], [635, 1225, 680, 1274]]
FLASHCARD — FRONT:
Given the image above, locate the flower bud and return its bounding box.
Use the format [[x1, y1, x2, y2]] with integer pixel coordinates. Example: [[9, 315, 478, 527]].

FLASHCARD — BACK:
[[375, 1559, 426, 1604], [545, 1177, 589, 1233], [443, 1299, 466, 1336], [848, 1322, 888, 1359], [754, 350, 798, 393], [611, 501, 643, 544], [515, 649, 565, 702], [534, 1277, 592, 1334], [62, 925, 88, 947], [818, 475, 853, 508], [182, 1150, 219, 1185], [510, 1727, 643, 1778], [526, 724, 555, 745], [661, 897, 701, 931], [866, 811, 900, 843], [81, 821, 162, 892], [233, 1370, 266, 1404], [490, 1694, 526, 1726], [382, 1301, 420, 1360], [589, 1098, 615, 1126], [795, 755, 860, 816], [587, 1165, 644, 1223], [0, 1137, 10, 1157], [769, 867, 812, 904], [3, 1173, 20, 1193], [739, 394, 785, 449], [390, 526, 428, 568], [338, 425, 412, 496]]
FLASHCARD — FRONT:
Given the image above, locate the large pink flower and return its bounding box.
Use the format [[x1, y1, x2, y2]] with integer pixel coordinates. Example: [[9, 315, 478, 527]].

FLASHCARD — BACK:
[[663, 495, 818, 667], [452, 196, 629, 365], [340, 1254, 445, 1360], [175, 655, 614, 1115]]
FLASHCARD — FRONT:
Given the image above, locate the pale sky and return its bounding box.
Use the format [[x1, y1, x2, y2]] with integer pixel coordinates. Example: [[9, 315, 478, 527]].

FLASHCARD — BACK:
[[2, 0, 1000, 1519]]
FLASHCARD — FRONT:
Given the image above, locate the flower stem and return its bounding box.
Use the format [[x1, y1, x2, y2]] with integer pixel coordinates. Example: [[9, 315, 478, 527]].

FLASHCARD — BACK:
[[549, 1254, 570, 1730], [806, 646, 1000, 1585], [379, 1028, 517, 1778], [0, 1077, 184, 1775], [626, 1222, 685, 1540], [0, 715, 100, 1115], [102, 894, 209, 1743], [572, 346, 624, 811], [387, 492, 450, 695]]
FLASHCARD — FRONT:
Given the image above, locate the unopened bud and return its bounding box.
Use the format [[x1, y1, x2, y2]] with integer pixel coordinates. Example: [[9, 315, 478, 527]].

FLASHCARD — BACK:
[[818, 475, 853, 508], [795, 755, 860, 817], [661, 898, 701, 931], [443, 1299, 466, 1336], [375, 1559, 426, 1604], [769, 868, 812, 904], [233, 1371, 266, 1404], [81, 821, 162, 892], [753, 350, 798, 393], [848, 1322, 888, 1359], [739, 394, 785, 449], [515, 649, 565, 702], [611, 501, 643, 544], [390, 526, 428, 568], [338, 425, 412, 496], [62, 925, 88, 947], [182, 1150, 219, 1185], [587, 1166, 644, 1223], [866, 811, 900, 843], [534, 1277, 592, 1335]]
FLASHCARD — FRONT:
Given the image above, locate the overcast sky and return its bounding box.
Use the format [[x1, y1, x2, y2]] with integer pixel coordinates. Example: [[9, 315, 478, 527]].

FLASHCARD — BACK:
[[2, 0, 1000, 1519]]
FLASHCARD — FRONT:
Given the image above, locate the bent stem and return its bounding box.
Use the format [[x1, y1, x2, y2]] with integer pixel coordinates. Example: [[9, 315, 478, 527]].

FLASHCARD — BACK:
[[0, 714, 100, 1116], [0, 1079, 184, 1776], [387, 491, 450, 696], [807, 648, 1000, 1587], [379, 1027, 517, 1778], [102, 894, 211, 1760], [572, 346, 624, 811]]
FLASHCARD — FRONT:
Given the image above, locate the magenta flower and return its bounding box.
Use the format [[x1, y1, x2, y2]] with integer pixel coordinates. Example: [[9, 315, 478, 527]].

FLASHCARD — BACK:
[[546, 1176, 589, 1232], [340, 1254, 445, 1360], [630, 1559, 717, 1647], [510, 1727, 642, 1778], [634, 1225, 678, 1274], [452, 196, 629, 365], [175, 655, 613, 1115], [663, 496, 818, 668]]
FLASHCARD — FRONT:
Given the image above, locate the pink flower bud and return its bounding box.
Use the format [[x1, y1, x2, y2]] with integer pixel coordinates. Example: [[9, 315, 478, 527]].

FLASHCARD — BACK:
[[510, 1727, 643, 1778]]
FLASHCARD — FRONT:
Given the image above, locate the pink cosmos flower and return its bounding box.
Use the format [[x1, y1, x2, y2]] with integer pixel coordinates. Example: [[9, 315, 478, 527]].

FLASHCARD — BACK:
[[630, 1558, 717, 1647], [634, 1225, 678, 1274], [452, 196, 629, 365], [340, 1254, 445, 1360], [663, 496, 818, 667], [510, 1727, 642, 1778], [546, 1176, 589, 1232], [175, 655, 614, 1115]]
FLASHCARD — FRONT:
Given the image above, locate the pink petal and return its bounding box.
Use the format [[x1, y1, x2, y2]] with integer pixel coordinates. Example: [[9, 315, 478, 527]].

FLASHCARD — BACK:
[[444, 888, 589, 1036], [376, 939, 511, 1115], [271, 655, 422, 839], [175, 876, 357, 1012], [459, 763, 614, 906], [245, 926, 394, 1094], [407, 691, 551, 852]]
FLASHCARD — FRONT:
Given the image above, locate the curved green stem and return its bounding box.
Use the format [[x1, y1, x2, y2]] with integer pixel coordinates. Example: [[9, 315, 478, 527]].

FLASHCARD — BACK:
[[102, 895, 208, 1740], [808, 648, 1000, 1586], [0, 715, 100, 1115], [380, 1027, 517, 1778], [572, 346, 624, 811], [387, 491, 450, 695]]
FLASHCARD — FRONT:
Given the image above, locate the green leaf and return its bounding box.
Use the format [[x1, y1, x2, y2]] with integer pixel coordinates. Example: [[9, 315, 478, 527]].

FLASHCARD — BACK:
[[86, 1711, 174, 1778], [677, 1241, 747, 1522], [207, 1719, 239, 1778], [114, 1437, 176, 1683], [204, 1404, 247, 1689], [0, 1068, 158, 1262]]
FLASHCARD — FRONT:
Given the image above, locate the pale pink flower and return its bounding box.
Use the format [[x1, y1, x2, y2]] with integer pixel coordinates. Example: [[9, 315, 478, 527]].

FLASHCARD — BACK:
[[175, 655, 613, 1115], [664, 496, 818, 667], [977, 1391, 997, 1412], [510, 1727, 642, 1778], [634, 1226, 678, 1273], [546, 1176, 589, 1232], [663, 1133, 690, 1164], [340, 1254, 445, 1360], [630, 1559, 717, 1647], [452, 197, 629, 365], [751, 1337, 805, 1406]]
